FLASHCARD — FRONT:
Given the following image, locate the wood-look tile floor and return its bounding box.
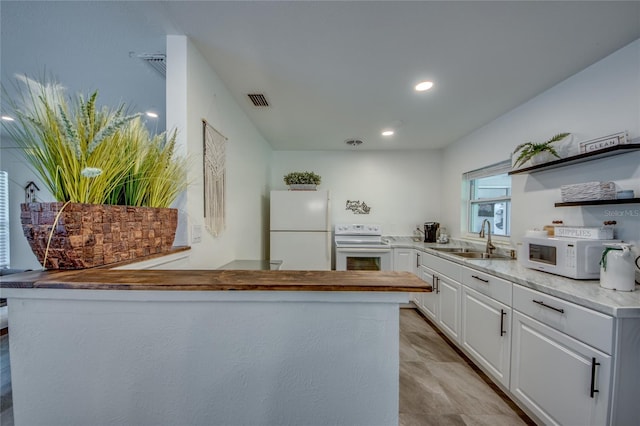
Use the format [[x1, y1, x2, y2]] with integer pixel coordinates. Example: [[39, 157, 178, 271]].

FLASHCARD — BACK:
[[399, 308, 535, 426]]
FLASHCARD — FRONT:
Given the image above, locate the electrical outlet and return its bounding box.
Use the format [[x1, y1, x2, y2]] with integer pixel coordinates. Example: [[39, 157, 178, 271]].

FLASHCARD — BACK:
[[191, 224, 202, 244]]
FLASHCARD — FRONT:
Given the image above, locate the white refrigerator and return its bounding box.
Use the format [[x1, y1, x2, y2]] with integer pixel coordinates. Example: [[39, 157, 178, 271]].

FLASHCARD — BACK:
[[270, 190, 331, 270]]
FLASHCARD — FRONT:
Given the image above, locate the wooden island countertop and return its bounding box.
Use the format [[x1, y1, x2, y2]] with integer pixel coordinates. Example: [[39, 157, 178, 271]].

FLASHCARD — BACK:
[[0, 269, 431, 292], [2, 267, 427, 426]]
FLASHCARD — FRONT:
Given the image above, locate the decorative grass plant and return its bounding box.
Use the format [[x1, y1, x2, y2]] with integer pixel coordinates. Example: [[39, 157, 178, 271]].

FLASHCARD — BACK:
[[2, 75, 186, 208]]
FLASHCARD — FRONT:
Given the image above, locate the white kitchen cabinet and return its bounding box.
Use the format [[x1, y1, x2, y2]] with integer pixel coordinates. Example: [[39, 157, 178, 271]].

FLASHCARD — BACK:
[[408, 250, 638, 426], [460, 266, 513, 388], [461, 285, 511, 388], [416, 264, 437, 320], [393, 248, 416, 273], [419, 251, 461, 281], [393, 248, 418, 304], [436, 274, 461, 343], [415, 252, 461, 343], [511, 285, 612, 426]]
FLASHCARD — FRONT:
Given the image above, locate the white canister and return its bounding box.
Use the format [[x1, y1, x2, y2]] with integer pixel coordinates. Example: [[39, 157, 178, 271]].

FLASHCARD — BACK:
[[599, 243, 636, 291]]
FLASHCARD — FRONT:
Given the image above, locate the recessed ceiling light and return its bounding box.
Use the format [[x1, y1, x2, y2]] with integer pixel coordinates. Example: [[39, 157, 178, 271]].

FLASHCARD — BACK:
[[1, 115, 14, 121], [381, 130, 394, 136], [415, 81, 434, 92], [145, 111, 159, 118]]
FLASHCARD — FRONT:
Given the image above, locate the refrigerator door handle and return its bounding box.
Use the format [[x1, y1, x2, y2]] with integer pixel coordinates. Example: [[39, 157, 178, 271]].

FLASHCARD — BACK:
[[325, 192, 331, 232], [326, 192, 331, 264]]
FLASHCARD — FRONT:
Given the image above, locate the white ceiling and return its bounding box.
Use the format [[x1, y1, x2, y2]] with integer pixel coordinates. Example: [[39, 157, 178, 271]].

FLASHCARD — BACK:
[[4, 1, 640, 151]]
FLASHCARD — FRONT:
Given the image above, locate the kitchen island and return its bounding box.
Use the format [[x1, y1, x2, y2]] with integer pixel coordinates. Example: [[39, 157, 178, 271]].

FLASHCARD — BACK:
[[0, 269, 429, 426]]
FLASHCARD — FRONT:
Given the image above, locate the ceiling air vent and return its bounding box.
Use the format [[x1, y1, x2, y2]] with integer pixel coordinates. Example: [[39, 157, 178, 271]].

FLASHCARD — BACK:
[[131, 52, 166, 78], [248, 93, 269, 107], [345, 139, 364, 147]]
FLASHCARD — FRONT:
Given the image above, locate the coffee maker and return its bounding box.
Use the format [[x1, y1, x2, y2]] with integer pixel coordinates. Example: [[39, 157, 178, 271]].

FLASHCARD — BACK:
[[424, 222, 439, 243]]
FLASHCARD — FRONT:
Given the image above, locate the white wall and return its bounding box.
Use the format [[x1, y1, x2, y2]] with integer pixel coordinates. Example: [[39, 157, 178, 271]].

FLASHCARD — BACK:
[[270, 150, 442, 237], [441, 39, 640, 251], [0, 140, 56, 270], [167, 36, 272, 269]]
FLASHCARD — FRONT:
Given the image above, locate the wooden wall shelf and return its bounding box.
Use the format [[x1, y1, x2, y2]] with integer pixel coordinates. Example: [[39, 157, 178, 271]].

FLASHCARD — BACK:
[[554, 198, 640, 207], [509, 143, 640, 175]]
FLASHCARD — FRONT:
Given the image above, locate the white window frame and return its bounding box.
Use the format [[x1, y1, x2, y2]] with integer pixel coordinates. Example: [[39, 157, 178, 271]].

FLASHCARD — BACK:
[[0, 171, 9, 269], [462, 160, 512, 240]]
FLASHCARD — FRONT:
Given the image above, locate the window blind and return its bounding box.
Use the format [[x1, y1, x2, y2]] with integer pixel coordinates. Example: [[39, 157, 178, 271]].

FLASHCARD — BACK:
[[0, 171, 9, 268], [462, 159, 512, 181]]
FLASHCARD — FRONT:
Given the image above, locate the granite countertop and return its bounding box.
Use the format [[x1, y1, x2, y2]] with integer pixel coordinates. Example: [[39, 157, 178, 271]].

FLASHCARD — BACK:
[[0, 269, 431, 293], [384, 236, 640, 318]]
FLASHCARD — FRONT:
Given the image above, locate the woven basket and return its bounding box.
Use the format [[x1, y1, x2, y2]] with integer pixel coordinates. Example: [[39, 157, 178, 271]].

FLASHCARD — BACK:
[[560, 182, 616, 202], [20, 202, 178, 269]]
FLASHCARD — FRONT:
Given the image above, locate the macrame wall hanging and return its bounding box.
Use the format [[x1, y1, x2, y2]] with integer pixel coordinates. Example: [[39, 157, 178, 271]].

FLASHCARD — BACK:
[[202, 119, 228, 236]]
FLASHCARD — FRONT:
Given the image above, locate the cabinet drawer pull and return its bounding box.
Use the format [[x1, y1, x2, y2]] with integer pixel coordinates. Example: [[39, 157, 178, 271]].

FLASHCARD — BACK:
[[471, 275, 489, 283], [500, 309, 506, 336], [532, 299, 565, 314], [590, 357, 600, 398]]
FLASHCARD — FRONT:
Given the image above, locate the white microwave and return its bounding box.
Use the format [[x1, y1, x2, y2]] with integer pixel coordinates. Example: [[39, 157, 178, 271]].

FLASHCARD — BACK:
[[520, 236, 619, 279]]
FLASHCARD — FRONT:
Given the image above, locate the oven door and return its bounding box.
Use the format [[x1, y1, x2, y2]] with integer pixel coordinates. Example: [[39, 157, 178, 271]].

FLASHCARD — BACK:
[[335, 247, 392, 271]]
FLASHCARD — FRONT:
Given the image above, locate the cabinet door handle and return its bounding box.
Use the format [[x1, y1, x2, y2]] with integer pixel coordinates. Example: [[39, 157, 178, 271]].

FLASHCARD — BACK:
[[416, 253, 420, 268], [500, 309, 506, 336], [471, 275, 489, 283], [532, 299, 565, 314], [590, 357, 600, 398], [433, 276, 440, 294]]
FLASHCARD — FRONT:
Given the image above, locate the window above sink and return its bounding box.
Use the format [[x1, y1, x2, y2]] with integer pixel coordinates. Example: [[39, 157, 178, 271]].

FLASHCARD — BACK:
[[463, 160, 512, 238]]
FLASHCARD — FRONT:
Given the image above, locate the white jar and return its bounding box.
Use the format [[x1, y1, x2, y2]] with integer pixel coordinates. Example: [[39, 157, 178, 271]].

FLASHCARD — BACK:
[[600, 243, 636, 292]]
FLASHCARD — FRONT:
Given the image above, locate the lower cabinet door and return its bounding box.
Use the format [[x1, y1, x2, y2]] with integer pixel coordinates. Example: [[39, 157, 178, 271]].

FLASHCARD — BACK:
[[436, 274, 461, 343], [417, 265, 437, 321], [461, 286, 511, 388], [410, 293, 421, 306], [511, 310, 611, 426]]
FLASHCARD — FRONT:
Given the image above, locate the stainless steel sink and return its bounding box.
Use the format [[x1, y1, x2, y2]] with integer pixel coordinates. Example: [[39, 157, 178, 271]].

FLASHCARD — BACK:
[[431, 246, 514, 260], [450, 252, 513, 260], [430, 247, 474, 253]]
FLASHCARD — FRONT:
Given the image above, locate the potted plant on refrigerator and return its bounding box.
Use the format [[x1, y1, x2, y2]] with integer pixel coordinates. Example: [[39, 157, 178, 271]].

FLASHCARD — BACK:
[[283, 171, 321, 190], [1, 74, 187, 269]]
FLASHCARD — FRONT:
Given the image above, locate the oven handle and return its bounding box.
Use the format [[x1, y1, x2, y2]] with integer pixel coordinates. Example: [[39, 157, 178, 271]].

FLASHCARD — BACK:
[[335, 248, 392, 253]]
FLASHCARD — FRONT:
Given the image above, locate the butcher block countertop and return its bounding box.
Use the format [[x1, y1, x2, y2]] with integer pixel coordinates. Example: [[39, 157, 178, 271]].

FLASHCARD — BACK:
[[0, 269, 431, 293]]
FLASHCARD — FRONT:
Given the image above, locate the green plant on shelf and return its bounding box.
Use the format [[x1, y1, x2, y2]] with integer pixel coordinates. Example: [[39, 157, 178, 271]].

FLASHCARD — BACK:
[[512, 132, 571, 169]]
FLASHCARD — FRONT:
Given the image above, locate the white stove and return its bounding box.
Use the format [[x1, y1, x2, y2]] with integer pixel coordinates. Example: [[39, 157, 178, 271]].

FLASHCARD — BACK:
[[334, 224, 392, 270]]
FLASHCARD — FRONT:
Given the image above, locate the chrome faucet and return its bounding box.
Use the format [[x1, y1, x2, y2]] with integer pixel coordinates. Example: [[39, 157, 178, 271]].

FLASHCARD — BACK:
[[479, 219, 496, 255]]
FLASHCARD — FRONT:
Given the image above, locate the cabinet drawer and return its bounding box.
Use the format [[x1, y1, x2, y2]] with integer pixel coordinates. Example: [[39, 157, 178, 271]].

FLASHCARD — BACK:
[[461, 267, 512, 306], [513, 284, 613, 354], [419, 252, 461, 281]]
